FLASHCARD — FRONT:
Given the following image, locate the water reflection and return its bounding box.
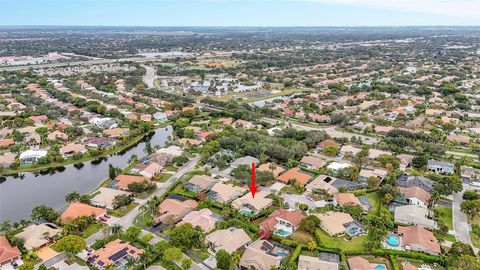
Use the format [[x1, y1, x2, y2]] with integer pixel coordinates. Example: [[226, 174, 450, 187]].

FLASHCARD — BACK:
[[0, 126, 173, 222]]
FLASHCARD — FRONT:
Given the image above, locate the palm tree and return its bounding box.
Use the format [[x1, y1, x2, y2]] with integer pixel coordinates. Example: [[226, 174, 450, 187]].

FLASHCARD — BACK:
[[62, 223, 75, 235], [231, 251, 241, 270], [0, 221, 11, 235], [125, 257, 137, 270], [307, 240, 317, 251], [110, 224, 123, 237]]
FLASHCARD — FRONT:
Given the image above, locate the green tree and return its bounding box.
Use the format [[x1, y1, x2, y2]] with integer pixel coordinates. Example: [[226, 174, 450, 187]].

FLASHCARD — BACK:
[[181, 258, 192, 270], [170, 223, 204, 251], [461, 199, 480, 218], [453, 255, 480, 270], [463, 190, 479, 201], [323, 145, 340, 156], [125, 226, 142, 242], [216, 249, 232, 270], [31, 205, 59, 223], [163, 247, 182, 262], [55, 235, 86, 263]]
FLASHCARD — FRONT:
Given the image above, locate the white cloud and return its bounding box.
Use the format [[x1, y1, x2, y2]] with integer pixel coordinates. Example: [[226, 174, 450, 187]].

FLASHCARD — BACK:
[[296, 0, 480, 19]]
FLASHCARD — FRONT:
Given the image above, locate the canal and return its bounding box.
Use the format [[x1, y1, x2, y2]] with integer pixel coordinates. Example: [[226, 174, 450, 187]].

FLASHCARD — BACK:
[[0, 126, 173, 222]]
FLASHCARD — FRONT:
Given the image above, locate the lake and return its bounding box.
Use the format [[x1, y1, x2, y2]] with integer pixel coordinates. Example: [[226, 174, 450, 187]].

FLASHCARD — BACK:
[[0, 126, 173, 222]]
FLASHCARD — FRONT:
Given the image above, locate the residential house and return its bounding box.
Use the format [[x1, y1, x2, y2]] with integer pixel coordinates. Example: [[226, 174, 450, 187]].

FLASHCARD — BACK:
[[157, 145, 183, 157], [205, 227, 252, 253], [397, 154, 414, 170], [298, 254, 339, 270], [316, 211, 364, 237], [90, 187, 132, 210], [257, 163, 285, 178], [103, 128, 129, 138], [427, 159, 454, 174], [398, 186, 431, 208], [368, 149, 392, 160], [316, 139, 340, 152], [326, 162, 351, 172], [138, 162, 163, 179], [178, 138, 202, 147], [394, 205, 436, 229], [359, 169, 388, 180], [334, 193, 368, 212], [60, 202, 107, 223], [0, 236, 21, 267], [374, 126, 394, 134], [232, 119, 253, 129], [154, 198, 198, 224], [259, 209, 305, 237], [348, 256, 386, 270], [185, 174, 216, 193], [461, 165, 480, 180], [340, 145, 362, 157], [0, 139, 14, 148], [300, 156, 326, 170], [0, 153, 16, 167], [19, 149, 47, 164], [232, 190, 273, 214], [59, 143, 87, 157], [47, 130, 68, 141], [110, 175, 146, 191], [276, 167, 313, 186], [178, 208, 219, 232], [207, 183, 246, 203], [396, 174, 434, 193], [397, 226, 441, 255], [86, 239, 143, 269], [305, 175, 339, 195], [239, 240, 288, 270], [84, 137, 116, 148], [15, 223, 61, 251]]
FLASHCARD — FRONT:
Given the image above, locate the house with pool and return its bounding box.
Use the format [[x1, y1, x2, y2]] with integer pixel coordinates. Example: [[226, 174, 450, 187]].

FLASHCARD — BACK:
[[316, 211, 366, 237], [259, 209, 305, 237], [348, 256, 387, 270], [397, 225, 441, 255], [239, 240, 290, 270], [232, 190, 273, 215]]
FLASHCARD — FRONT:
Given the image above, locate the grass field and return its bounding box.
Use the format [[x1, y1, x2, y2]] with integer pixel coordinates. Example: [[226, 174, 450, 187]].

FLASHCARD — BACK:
[[108, 202, 139, 217], [435, 206, 453, 230], [82, 223, 107, 238], [315, 228, 367, 252]]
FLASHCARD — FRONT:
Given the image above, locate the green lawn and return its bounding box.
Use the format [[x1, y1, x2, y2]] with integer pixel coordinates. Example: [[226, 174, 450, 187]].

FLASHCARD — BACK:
[[435, 206, 453, 230], [315, 229, 367, 252], [134, 210, 154, 229], [470, 231, 480, 248], [290, 230, 314, 244], [82, 223, 107, 238], [108, 202, 139, 217], [155, 173, 172, 182], [364, 192, 381, 216], [165, 166, 177, 172]]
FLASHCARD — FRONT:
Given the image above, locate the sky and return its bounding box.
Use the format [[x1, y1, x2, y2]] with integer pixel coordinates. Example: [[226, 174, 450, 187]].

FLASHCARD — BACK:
[[0, 0, 479, 26]]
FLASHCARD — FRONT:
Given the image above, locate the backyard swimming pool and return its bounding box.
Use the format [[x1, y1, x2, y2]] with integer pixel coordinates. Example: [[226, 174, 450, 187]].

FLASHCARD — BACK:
[[386, 235, 400, 247], [375, 265, 386, 270], [274, 229, 291, 237], [239, 209, 253, 216]]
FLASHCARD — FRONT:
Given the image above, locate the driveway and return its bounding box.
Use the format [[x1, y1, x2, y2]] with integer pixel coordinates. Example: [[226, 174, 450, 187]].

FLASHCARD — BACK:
[[283, 193, 315, 210], [452, 186, 472, 245]]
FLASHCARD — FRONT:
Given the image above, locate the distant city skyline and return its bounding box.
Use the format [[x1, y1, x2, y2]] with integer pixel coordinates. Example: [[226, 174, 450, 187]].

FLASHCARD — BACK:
[[1, 0, 479, 26]]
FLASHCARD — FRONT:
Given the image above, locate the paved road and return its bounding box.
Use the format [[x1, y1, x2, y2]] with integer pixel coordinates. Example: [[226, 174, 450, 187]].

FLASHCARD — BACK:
[[260, 117, 379, 145], [452, 186, 472, 246]]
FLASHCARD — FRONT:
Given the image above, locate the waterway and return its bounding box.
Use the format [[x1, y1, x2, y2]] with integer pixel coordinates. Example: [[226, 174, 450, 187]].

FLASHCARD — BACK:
[[0, 126, 173, 222]]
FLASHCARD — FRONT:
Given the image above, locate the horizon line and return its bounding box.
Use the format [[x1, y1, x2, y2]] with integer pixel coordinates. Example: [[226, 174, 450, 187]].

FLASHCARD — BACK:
[[1, 24, 480, 28]]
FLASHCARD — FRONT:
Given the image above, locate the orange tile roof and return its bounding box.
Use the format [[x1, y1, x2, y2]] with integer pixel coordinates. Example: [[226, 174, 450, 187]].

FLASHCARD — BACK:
[[398, 225, 441, 254], [276, 167, 312, 185], [0, 139, 14, 147], [0, 236, 21, 265], [114, 175, 146, 189], [87, 239, 143, 268], [259, 209, 305, 234], [60, 202, 106, 223]]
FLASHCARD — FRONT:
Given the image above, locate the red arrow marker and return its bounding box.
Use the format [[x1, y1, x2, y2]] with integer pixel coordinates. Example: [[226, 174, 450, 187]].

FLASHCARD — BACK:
[[249, 162, 258, 198]]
